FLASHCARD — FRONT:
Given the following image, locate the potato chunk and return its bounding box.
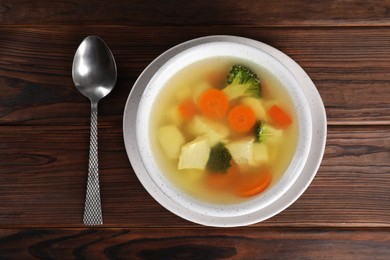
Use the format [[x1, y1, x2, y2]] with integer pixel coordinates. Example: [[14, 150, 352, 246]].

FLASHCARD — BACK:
[[251, 143, 269, 166], [179, 136, 210, 170], [187, 116, 229, 146], [157, 125, 185, 159], [226, 138, 254, 165]]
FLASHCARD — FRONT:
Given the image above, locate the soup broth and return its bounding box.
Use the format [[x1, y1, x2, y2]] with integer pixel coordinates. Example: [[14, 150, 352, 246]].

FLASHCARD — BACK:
[[150, 57, 298, 204]]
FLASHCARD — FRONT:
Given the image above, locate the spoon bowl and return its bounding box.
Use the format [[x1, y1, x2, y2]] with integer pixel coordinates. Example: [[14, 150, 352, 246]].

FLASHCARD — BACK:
[[73, 36, 117, 102], [72, 36, 117, 225]]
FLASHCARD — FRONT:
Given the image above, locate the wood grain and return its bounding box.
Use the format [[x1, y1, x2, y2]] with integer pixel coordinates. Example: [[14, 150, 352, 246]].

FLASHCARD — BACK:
[[1, 0, 389, 257], [1, 0, 390, 27], [0, 228, 389, 259], [1, 26, 390, 125], [0, 125, 388, 227]]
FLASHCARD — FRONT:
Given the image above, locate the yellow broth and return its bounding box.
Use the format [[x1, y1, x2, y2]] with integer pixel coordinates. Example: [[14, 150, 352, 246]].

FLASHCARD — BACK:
[[149, 57, 298, 204]]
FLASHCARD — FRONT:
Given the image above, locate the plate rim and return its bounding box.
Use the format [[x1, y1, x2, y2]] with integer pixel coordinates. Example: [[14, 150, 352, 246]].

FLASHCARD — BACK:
[[123, 35, 327, 227]]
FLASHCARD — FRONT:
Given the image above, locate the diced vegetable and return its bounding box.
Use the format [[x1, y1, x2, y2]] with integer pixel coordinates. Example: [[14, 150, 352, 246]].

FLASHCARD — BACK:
[[178, 136, 210, 170], [206, 142, 232, 173], [205, 122, 230, 146], [227, 104, 256, 133], [167, 104, 183, 126], [268, 105, 292, 128], [251, 143, 269, 166], [178, 98, 197, 121], [187, 116, 229, 146], [235, 169, 272, 197], [253, 122, 263, 142], [158, 125, 185, 159], [223, 65, 261, 100], [241, 97, 268, 122], [198, 88, 229, 119], [254, 122, 283, 143], [226, 138, 254, 165], [186, 116, 208, 136], [179, 169, 206, 184], [254, 123, 282, 162]]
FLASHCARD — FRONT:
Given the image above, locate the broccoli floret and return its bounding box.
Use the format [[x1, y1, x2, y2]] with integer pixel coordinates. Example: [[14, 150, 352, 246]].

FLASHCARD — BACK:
[[206, 142, 232, 173], [254, 122, 282, 143], [254, 122, 264, 142], [223, 65, 261, 100]]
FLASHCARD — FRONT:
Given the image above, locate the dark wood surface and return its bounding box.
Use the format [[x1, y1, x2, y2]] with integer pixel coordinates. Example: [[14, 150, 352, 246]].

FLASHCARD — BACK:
[[1, 1, 390, 258]]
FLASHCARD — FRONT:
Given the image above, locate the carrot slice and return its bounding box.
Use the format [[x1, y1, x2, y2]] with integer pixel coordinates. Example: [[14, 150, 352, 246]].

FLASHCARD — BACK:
[[268, 105, 292, 128], [178, 98, 197, 121], [235, 169, 272, 197], [198, 89, 229, 119], [227, 104, 256, 133]]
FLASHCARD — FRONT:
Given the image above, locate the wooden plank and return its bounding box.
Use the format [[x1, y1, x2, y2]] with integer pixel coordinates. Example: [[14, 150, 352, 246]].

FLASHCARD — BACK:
[[0, 228, 389, 259], [0, 125, 388, 227], [1, 0, 390, 26], [0, 26, 389, 125]]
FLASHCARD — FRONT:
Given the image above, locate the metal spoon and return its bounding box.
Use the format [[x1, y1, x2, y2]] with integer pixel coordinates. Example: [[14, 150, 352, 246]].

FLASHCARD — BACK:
[[72, 36, 117, 225]]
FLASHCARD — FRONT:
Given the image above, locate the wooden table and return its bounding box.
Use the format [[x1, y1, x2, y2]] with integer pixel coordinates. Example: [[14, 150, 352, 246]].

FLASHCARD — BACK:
[[1, 1, 389, 258]]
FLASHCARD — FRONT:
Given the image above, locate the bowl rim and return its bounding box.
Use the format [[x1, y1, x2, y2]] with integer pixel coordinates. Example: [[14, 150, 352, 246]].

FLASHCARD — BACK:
[[123, 35, 327, 227], [135, 41, 312, 218]]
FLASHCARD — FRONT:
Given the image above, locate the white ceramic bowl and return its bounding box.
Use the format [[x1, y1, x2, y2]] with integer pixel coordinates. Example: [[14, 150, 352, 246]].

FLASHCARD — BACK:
[[123, 36, 327, 227]]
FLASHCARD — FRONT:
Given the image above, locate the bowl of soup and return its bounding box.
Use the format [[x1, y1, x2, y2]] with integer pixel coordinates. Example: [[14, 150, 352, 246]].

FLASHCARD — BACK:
[[124, 36, 325, 227]]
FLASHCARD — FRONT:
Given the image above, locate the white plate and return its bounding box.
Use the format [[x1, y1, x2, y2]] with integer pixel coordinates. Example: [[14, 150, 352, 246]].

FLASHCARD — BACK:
[[123, 35, 327, 227]]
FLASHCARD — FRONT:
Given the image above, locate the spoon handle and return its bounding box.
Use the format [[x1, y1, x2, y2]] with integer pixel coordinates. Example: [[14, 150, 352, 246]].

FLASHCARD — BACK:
[[83, 102, 103, 225]]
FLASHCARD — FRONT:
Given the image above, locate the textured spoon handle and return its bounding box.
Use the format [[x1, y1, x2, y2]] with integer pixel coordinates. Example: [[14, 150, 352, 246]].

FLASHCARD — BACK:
[[83, 102, 103, 225]]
